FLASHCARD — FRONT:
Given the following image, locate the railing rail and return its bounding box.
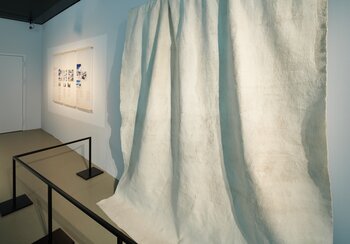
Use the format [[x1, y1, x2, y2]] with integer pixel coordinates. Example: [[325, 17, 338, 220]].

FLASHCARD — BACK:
[[0, 137, 136, 244], [14, 137, 91, 158]]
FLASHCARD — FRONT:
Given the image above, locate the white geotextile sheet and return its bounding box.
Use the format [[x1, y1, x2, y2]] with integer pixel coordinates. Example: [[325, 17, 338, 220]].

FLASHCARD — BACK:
[[99, 0, 332, 243]]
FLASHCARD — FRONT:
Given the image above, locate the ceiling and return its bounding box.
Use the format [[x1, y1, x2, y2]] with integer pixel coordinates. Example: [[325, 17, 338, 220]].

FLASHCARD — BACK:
[[0, 0, 80, 25]]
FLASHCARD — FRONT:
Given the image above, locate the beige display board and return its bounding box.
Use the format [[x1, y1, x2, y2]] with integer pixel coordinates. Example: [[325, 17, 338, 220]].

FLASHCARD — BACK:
[[53, 47, 93, 112]]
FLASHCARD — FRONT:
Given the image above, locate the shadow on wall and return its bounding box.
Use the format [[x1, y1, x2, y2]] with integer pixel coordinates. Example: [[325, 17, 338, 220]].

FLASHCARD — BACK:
[[107, 21, 128, 182]]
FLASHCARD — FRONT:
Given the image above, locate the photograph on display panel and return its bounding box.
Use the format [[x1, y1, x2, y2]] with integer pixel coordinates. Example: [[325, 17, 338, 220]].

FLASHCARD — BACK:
[[52, 47, 93, 112], [76, 47, 93, 112]]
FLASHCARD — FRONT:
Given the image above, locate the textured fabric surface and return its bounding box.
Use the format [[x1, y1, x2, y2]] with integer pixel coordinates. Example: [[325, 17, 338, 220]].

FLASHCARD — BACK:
[[98, 0, 332, 243]]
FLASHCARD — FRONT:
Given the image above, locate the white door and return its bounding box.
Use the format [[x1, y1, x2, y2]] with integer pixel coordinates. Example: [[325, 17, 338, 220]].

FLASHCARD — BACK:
[[0, 54, 23, 133]]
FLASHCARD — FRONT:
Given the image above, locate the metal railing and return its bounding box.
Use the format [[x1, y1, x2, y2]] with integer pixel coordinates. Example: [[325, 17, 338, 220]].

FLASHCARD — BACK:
[[0, 137, 136, 244]]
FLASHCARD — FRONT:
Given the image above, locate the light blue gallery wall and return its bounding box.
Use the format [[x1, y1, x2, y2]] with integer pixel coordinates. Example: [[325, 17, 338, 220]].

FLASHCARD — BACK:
[[41, 0, 147, 178], [328, 0, 350, 243], [0, 18, 42, 130], [37, 0, 348, 242]]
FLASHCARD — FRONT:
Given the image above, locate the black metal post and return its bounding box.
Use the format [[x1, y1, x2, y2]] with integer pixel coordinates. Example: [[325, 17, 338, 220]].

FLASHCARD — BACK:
[[76, 137, 103, 180], [13, 158, 16, 206], [117, 237, 122, 244], [48, 186, 53, 244], [34, 185, 74, 244], [89, 137, 92, 177], [0, 158, 33, 217]]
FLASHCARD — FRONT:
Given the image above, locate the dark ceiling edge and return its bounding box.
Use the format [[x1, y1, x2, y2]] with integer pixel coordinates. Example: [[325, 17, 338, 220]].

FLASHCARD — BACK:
[[0, 11, 29, 23], [34, 0, 80, 24]]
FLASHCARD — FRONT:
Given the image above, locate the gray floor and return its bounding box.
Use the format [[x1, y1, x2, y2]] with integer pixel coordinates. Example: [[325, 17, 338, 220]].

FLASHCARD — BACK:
[[0, 129, 129, 243]]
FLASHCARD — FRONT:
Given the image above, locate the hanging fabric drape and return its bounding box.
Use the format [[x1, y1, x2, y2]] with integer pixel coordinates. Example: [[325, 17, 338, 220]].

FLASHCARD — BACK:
[[99, 0, 332, 243]]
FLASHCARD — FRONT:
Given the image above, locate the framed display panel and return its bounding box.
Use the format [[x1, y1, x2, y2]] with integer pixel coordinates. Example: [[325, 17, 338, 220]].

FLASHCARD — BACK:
[[47, 35, 106, 127], [53, 47, 93, 111]]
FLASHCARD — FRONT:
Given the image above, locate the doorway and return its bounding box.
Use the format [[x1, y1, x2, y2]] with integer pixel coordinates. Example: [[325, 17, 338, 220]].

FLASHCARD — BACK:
[[0, 54, 24, 133]]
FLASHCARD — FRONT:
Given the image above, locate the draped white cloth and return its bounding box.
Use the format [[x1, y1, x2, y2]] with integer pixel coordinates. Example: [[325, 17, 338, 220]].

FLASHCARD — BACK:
[[98, 0, 332, 243]]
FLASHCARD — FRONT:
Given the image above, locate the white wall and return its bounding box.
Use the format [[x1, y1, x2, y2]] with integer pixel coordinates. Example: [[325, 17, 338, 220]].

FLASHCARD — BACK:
[[42, 0, 146, 178], [0, 18, 42, 130], [40, 0, 350, 242], [328, 1, 350, 243]]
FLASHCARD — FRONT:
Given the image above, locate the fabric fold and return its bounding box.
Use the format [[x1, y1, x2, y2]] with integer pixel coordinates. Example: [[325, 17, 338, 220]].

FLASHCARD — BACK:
[[98, 0, 332, 243]]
